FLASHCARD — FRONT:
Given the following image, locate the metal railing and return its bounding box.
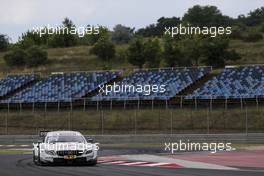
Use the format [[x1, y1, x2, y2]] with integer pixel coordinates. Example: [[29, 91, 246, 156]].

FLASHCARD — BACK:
[[0, 96, 263, 135]]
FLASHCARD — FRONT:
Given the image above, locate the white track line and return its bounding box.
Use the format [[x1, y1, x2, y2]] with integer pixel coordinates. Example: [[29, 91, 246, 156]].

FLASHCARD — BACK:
[[6, 145, 15, 147], [19, 145, 30, 147], [105, 161, 129, 164], [119, 162, 151, 166], [142, 162, 170, 167]]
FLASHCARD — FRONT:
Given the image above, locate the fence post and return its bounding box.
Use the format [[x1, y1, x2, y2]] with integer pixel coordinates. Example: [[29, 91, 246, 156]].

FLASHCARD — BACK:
[[45, 102, 47, 113], [245, 106, 248, 135], [256, 96, 259, 110], [32, 102, 35, 113], [57, 101, 60, 112], [195, 97, 197, 110], [6, 103, 9, 135], [134, 110, 137, 135], [210, 96, 212, 111], [69, 102, 73, 130], [19, 102, 22, 114], [101, 110, 104, 135], [110, 100, 112, 110], [158, 109, 161, 132], [83, 98, 86, 112], [240, 97, 243, 110], [32, 102, 35, 135], [207, 107, 210, 134], [123, 100, 126, 110], [152, 98, 154, 110], [170, 110, 173, 135], [180, 96, 183, 109], [225, 98, 228, 110], [44, 102, 47, 130]]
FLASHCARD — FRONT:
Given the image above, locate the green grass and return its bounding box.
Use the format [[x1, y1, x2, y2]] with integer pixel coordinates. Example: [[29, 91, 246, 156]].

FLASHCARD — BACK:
[[0, 106, 264, 135], [229, 40, 264, 65], [0, 149, 31, 155]]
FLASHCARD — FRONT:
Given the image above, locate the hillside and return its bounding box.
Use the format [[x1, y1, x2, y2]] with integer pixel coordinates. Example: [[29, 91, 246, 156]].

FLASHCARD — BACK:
[[0, 39, 263, 76]]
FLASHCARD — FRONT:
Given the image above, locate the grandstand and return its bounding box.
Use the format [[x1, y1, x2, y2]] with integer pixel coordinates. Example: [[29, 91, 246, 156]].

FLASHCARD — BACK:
[[0, 74, 38, 98], [0, 66, 263, 107], [187, 66, 264, 99], [92, 67, 211, 101], [3, 71, 120, 103]]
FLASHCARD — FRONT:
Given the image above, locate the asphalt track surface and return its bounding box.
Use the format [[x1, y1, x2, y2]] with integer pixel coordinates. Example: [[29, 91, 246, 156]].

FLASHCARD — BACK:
[[0, 149, 263, 176]]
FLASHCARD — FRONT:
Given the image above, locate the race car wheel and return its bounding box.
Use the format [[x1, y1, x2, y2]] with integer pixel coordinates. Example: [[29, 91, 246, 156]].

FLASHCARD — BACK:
[[89, 159, 97, 166]]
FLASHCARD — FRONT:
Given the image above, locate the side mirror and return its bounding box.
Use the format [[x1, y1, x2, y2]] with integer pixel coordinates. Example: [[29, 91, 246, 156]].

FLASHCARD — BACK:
[[37, 139, 43, 143], [86, 138, 94, 143]]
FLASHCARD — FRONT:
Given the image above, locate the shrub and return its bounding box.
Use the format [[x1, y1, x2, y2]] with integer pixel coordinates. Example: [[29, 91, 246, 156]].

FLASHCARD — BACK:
[[90, 36, 115, 61], [242, 32, 263, 42], [3, 46, 47, 67], [3, 48, 27, 67], [0, 34, 9, 51], [25, 46, 48, 67], [111, 24, 133, 44], [260, 23, 264, 33]]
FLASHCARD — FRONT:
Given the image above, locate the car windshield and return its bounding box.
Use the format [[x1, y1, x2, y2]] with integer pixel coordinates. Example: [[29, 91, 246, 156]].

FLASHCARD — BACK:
[[45, 135, 85, 143]]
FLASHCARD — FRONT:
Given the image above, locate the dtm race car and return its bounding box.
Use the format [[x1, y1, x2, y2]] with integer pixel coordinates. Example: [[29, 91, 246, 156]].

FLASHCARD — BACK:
[[33, 131, 99, 165]]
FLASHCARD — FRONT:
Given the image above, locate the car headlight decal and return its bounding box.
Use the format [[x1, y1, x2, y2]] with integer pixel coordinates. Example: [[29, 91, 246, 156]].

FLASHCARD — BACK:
[[45, 150, 56, 155]]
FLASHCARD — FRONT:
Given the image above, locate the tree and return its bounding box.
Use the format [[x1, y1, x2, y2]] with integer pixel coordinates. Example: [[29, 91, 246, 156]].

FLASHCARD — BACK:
[[182, 5, 233, 27], [111, 24, 134, 44], [0, 34, 9, 51], [136, 24, 158, 37], [246, 7, 264, 26], [62, 18, 78, 47], [90, 35, 115, 61], [181, 36, 202, 66], [156, 17, 181, 35], [136, 17, 181, 37], [81, 26, 109, 45], [143, 38, 162, 68], [25, 46, 48, 67], [3, 47, 27, 67], [3, 45, 48, 67], [18, 30, 48, 49], [127, 38, 145, 68], [162, 37, 183, 67], [48, 18, 78, 47], [200, 37, 240, 67]]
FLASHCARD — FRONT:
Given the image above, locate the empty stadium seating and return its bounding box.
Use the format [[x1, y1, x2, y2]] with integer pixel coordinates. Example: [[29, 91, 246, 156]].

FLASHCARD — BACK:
[[0, 74, 37, 97], [3, 66, 263, 104], [187, 66, 264, 99], [6, 71, 120, 103], [92, 67, 211, 101]]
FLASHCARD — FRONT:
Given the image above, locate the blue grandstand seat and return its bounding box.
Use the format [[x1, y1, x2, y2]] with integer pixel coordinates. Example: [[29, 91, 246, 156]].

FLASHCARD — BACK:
[[0, 74, 37, 97], [186, 66, 264, 99], [92, 67, 211, 101], [6, 71, 120, 103]]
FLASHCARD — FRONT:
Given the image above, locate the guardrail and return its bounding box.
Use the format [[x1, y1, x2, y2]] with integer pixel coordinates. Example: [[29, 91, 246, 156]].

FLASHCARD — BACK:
[[0, 133, 263, 145]]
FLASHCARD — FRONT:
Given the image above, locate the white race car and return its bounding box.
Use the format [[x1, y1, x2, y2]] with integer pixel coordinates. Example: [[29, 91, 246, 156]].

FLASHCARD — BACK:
[[33, 131, 98, 165]]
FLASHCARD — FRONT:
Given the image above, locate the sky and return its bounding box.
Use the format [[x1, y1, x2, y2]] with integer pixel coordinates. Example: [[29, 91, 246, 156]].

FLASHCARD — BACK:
[[0, 0, 263, 42]]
